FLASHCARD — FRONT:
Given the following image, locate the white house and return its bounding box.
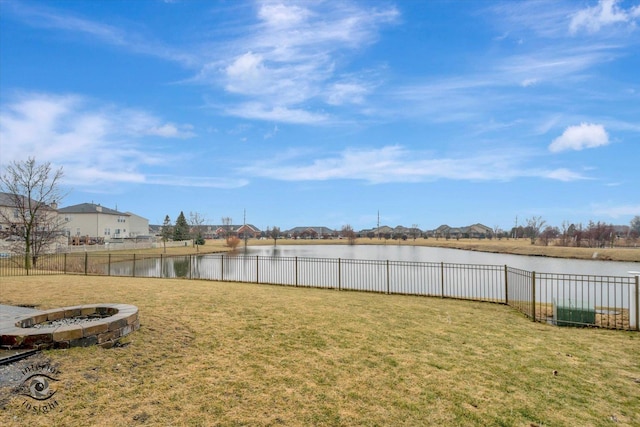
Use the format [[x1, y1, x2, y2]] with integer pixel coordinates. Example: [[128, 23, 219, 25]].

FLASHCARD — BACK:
[[58, 203, 149, 242]]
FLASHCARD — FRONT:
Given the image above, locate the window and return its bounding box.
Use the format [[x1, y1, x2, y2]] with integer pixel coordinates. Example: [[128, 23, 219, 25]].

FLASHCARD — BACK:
[[104, 228, 111, 236]]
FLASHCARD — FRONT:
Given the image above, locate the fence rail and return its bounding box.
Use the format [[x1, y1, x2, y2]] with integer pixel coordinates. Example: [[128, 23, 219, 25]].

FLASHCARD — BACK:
[[1, 252, 638, 331]]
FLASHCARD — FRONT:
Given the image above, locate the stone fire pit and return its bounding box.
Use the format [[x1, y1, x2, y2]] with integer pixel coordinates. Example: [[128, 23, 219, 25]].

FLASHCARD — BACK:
[[0, 304, 139, 350]]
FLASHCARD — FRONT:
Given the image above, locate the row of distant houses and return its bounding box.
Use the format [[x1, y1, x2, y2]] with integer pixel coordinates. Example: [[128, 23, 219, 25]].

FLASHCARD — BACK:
[[1, 190, 499, 250], [150, 223, 496, 240]]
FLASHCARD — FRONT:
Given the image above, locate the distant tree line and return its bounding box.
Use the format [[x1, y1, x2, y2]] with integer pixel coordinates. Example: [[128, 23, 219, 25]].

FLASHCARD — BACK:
[[509, 216, 640, 248]]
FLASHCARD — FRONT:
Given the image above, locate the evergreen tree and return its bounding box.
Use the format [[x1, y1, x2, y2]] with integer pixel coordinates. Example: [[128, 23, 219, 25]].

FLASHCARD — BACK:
[[173, 211, 190, 241]]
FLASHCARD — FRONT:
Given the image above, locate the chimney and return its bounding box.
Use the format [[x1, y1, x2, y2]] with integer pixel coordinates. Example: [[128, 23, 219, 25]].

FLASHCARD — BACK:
[[51, 200, 58, 210]]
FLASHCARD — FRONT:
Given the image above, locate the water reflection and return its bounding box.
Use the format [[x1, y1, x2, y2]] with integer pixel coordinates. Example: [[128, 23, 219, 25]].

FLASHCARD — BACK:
[[245, 245, 639, 277]]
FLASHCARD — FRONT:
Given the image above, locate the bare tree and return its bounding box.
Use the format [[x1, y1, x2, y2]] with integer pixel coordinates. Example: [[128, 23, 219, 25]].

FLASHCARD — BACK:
[[269, 226, 281, 246], [411, 224, 420, 241], [341, 224, 357, 245], [630, 216, 640, 243], [221, 216, 232, 238], [525, 216, 546, 245], [558, 221, 570, 247], [539, 226, 559, 246], [189, 211, 207, 251], [161, 215, 173, 253], [0, 158, 66, 270], [585, 221, 614, 248], [493, 225, 502, 240], [631, 215, 640, 236]]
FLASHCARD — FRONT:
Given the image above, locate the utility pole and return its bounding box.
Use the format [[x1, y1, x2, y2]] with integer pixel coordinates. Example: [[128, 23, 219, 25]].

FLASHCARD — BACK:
[[243, 209, 248, 253]]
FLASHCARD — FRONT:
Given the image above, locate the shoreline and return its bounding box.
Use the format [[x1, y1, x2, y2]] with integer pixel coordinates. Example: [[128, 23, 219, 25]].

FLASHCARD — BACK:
[[85, 237, 640, 263], [245, 237, 640, 263]]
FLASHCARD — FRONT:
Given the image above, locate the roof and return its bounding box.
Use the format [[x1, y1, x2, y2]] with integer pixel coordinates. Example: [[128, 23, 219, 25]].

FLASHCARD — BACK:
[[286, 226, 336, 235], [58, 203, 128, 216], [0, 192, 57, 211]]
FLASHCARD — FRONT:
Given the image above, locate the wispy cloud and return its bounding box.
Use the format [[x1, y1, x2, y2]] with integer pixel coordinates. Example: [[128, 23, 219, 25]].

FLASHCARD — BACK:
[[0, 92, 243, 189], [549, 123, 610, 152], [390, 0, 637, 130], [196, 0, 399, 123], [225, 103, 330, 124], [239, 145, 588, 184], [486, 0, 575, 39], [5, 0, 400, 125], [2, 1, 197, 65], [591, 203, 640, 218], [488, 0, 640, 38]]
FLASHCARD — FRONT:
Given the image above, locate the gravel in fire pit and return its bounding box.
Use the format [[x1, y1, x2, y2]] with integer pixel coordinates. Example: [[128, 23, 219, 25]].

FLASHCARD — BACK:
[[30, 315, 110, 329]]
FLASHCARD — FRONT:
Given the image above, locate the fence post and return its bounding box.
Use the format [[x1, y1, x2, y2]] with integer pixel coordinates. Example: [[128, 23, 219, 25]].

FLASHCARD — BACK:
[[635, 275, 639, 332], [84, 252, 88, 275], [531, 271, 536, 322], [256, 255, 259, 284], [221, 255, 224, 281], [189, 255, 192, 280], [64, 253, 67, 274], [504, 265, 509, 305], [440, 262, 445, 298], [132, 254, 136, 277], [386, 260, 390, 294], [338, 258, 341, 290], [108, 254, 112, 276], [295, 256, 298, 287]]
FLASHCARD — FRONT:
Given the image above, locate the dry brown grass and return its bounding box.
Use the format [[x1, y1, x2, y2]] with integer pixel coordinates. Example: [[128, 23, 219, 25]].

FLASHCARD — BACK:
[[1, 275, 639, 426]]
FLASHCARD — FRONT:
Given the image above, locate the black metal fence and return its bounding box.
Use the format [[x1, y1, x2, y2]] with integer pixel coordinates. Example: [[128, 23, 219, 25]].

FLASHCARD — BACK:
[[1, 252, 638, 331]]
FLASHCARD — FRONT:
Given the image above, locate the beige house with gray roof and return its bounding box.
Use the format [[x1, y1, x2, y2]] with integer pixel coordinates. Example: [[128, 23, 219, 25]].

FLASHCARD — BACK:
[[58, 203, 149, 242]]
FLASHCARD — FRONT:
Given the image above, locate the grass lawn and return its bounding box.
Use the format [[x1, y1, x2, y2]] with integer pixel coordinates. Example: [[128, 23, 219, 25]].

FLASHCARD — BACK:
[[1, 275, 639, 426]]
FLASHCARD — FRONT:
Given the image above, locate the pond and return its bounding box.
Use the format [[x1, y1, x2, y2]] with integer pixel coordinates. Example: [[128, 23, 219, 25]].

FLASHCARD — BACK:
[[244, 244, 640, 277]]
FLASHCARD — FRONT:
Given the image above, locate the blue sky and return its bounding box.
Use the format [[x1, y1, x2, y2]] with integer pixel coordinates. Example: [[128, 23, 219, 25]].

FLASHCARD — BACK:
[[1, 0, 639, 231]]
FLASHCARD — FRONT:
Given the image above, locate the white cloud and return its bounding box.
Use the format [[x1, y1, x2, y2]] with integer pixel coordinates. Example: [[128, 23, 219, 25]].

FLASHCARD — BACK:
[[325, 82, 370, 106], [521, 78, 540, 87], [264, 125, 279, 139], [145, 175, 248, 188], [549, 123, 610, 152], [201, 1, 399, 122], [226, 102, 329, 125], [570, 0, 638, 34], [543, 168, 589, 181], [224, 52, 265, 93], [0, 93, 235, 189], [239, 145, 587, 184], [146, 123, 195, 138], [258, 2, 310, 28]]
